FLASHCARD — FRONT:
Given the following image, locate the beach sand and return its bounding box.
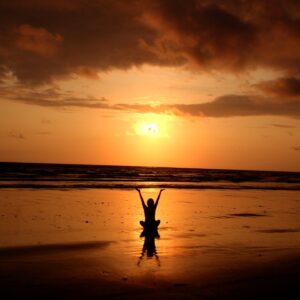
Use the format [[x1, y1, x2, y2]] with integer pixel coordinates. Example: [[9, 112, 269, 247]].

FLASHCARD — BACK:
[[0, 188, 300, 299]]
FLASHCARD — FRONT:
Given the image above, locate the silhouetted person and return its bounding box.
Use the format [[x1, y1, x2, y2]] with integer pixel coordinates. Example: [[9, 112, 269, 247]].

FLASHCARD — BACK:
[[136, 188, 164, 237]]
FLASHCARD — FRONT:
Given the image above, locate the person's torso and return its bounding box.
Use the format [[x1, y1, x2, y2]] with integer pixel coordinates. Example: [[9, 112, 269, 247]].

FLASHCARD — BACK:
[[144, 206, 156, 221]]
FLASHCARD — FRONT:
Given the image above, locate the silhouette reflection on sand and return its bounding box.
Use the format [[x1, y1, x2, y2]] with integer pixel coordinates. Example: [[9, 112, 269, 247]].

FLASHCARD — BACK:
[[137, 228, 160, 266]]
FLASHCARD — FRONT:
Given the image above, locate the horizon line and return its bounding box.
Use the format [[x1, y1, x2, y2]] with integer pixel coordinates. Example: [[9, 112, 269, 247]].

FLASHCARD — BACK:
[[0, 160, 299, 174]]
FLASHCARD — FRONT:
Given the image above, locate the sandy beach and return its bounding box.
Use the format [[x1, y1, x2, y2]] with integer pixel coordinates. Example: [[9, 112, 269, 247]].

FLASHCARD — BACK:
[[1, 188, 299, 299]]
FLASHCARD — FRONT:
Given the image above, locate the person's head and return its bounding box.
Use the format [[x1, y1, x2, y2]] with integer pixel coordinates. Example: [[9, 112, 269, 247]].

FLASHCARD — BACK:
[[147, 198, 154, 207]]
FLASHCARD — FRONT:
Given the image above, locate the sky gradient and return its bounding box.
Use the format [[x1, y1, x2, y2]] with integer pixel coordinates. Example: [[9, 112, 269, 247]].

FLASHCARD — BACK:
[[1, 0, 300, 171]]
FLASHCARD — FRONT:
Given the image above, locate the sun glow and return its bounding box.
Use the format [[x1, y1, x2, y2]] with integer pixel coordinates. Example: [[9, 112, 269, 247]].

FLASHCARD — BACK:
[[128, 113, 173, 140], [135, 123, 159, 137], [143, 123, 159, 136]]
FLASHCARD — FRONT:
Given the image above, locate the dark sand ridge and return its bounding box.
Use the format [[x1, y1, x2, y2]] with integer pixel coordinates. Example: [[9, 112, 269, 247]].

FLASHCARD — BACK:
[[0, 241, 300, 299]]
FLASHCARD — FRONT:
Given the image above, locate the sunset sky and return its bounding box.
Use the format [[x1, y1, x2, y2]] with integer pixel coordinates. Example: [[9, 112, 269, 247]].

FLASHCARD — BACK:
[[1, 0, 300, 171]]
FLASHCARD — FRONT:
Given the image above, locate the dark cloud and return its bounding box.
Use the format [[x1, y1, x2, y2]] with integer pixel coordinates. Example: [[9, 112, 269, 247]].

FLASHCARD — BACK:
[[36, 131, 52, 135], [140, 0, 300, 72], [0, 85, 108, 108], [8, 131, 25, 139], [1, 0, 300, 120], [256, 228, 300, 233], [270, 123, 298, 129], [2, 82, 300, 118], [118, 95, 300, 118], [148, 0, 257, 70], [2, 84, 300, 119], [1, 0, 300, 84], [15, 24, 63, 58], [256, 77, 300, 98], [0, 0, 174, 84]]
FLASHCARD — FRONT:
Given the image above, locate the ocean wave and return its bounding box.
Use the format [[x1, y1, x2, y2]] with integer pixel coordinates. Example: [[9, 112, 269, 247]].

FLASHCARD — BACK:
[[1, 181, 300, 190], [1, 162, 300, 190]]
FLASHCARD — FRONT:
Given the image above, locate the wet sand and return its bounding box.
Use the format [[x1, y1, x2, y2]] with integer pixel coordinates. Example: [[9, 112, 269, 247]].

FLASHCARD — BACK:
[[0, 188, 300, 298]]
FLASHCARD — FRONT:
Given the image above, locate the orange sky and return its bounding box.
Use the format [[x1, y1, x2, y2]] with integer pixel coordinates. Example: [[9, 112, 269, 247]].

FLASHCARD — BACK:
[[0, 0, 300, 171]]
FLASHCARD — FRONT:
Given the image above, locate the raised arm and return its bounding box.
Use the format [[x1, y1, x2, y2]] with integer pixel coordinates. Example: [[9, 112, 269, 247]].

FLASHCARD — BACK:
[[136, 188, 146, 209], [155, 189, 165, 208]]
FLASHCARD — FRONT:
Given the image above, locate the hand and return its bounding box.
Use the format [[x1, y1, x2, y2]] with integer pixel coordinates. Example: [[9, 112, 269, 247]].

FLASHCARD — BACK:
[[135, 188, 141, 192], [160, 189, 165, 192]]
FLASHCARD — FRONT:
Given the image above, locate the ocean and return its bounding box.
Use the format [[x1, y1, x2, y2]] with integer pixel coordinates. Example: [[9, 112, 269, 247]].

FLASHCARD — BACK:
[[1, 162, 300, 190]]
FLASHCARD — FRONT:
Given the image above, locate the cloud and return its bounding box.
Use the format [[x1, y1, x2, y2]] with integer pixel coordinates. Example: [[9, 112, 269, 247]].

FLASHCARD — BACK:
[[120, 95, 300, 118], [15, 24, 63, 58], [256, 77, 300, 98], [1, 0, 300, 84], [146, 0, 257, 71], [133, 0, 300, 73], [8, 131, 25, 139], [0, 0, 169, 84], [2, 84, 300, 119], [36, 131, 52, 135], [0, 85, 108, 108], [292, 146, 300, 151], [1, 0, 300, 122], [270, 123, 298, 129]]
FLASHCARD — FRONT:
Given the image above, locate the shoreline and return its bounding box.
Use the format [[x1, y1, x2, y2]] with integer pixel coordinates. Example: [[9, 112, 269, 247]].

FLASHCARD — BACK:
[[1, 183, 300, 191]]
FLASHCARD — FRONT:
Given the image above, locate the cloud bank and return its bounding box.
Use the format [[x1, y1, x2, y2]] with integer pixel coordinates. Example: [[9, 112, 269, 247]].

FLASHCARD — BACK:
[[1, 0, 300, 119], [116, 95, 300, 119], [256, 77, 300, 98], [2, 85, 300, 119], [1, 0, 300, 84]]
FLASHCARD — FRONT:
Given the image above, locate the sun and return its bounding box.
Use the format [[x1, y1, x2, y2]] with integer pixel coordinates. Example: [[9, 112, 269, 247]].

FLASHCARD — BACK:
[[131, 114, 172, 139], [134, 122, 159, 137], [142, 123, 159, 136]]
